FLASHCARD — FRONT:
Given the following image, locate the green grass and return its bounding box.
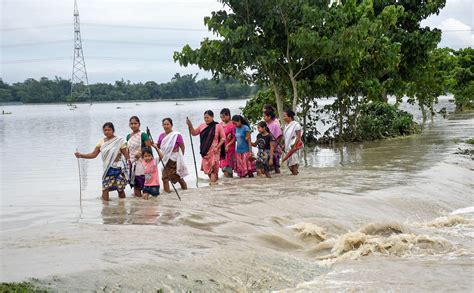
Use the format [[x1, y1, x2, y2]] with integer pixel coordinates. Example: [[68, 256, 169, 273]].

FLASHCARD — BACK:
[[465, 138, 474, 145], [0, 282, 47, 293]]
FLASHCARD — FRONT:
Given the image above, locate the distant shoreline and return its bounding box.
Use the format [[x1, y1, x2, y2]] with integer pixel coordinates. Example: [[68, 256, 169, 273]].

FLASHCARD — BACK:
[[0, 96, 250, 106]]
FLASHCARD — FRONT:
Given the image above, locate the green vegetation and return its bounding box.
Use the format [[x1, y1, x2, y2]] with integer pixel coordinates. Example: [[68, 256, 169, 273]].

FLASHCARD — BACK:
[[466, 138, 474, 145], [174, 0, 472, 143], [451, 48, 474, 111], [0, 282, 47, 293], [0, 74, 256, 104]]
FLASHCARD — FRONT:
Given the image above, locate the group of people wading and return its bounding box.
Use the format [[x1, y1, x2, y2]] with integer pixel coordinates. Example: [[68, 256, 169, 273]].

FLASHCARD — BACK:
[[74, 105, 303, 201]]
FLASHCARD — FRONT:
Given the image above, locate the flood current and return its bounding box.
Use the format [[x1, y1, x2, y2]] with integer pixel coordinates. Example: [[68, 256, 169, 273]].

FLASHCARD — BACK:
[[0, 97, 473, 291]]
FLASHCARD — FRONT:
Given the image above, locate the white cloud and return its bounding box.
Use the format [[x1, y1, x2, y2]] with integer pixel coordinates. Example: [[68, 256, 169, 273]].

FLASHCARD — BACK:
[[437, 18, 474, 49]]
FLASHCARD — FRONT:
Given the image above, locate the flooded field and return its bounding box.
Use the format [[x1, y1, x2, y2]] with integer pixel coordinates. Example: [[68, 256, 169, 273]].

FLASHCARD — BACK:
[[0, 98, 473, 291]]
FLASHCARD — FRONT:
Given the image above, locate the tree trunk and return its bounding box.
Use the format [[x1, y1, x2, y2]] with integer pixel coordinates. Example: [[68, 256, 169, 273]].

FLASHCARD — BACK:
[[289, 71, 298, 111], [271, 82, 284, 119]]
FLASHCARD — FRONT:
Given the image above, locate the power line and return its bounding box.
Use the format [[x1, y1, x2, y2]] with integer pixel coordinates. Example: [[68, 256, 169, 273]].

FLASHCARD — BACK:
[[1, 39, 196, 48], [1, 56, 171, 64], [0, 23, 209, 32]]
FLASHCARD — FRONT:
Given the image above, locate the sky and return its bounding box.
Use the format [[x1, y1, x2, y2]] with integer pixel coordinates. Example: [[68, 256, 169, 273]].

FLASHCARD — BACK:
[[0, 0, 472, 84]]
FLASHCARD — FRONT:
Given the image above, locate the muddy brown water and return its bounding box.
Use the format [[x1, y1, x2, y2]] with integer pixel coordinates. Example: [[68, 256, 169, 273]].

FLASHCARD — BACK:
[[1, 97, 473, 292]]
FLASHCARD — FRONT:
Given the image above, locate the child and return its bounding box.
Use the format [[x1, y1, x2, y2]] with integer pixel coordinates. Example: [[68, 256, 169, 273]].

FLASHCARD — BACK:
[[252, 121, 275, 178], [141, 147, 163, 200]]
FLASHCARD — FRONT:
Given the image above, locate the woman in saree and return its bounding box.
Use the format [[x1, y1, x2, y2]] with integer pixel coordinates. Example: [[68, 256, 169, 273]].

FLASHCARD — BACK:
[[263, 110, 283, 174], [219, 108, 236, 178], [126, 116, 151, 197], [156, 117, 189, 193], [186, 110, 225, 185], [74, 122, 130, 201], [282, 110, 303, 175]]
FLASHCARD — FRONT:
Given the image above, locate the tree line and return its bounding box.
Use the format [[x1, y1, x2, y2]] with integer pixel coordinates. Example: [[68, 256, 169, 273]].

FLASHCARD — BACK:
[[0, 73, 256, 104], [174, 0, 473, 143]]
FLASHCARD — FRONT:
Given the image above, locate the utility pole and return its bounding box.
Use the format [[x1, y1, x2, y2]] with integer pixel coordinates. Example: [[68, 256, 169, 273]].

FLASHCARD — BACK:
[[71, 0, 91, 104]]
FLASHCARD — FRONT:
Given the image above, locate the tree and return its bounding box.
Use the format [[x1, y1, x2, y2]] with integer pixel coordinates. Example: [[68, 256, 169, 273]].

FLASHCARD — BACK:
[[451, 47, 474, 111]]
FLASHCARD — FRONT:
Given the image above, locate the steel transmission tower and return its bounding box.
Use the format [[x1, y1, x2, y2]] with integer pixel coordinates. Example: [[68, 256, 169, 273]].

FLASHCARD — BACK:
[[71, 0, 91, 104]]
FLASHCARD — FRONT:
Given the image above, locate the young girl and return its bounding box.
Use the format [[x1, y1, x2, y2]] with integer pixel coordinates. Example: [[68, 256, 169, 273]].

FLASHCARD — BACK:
[[232, 115, 255, 178], [252, 121, 275, 178], [74, 122, 130, 201], [220, 108, 236, 178], [126, 116, 151, 197], [141, 147, 163, 200]]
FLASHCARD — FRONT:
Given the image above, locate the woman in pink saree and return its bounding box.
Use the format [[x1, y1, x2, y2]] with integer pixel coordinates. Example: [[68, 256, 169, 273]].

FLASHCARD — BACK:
[[186, 110, 226, 185]]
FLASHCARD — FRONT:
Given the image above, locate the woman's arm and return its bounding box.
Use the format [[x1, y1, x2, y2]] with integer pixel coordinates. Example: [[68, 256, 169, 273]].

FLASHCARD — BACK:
[[120, 147, 130, 161], [269, 139, 275, 158], [179, 142, 185, 155], [217, 126, 225, 149], [75, 146, 100, 159], [186, 118, 200, 136], [295, 130, 302, 144], [246, 132, 252, 153]]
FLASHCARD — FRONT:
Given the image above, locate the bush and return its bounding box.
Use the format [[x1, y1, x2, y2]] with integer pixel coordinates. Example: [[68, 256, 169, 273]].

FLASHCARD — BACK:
[[354, 102, 420, 141]]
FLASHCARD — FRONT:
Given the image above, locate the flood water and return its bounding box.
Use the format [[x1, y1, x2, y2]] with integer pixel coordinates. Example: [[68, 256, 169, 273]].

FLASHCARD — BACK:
[[0, 97, 473, 292]]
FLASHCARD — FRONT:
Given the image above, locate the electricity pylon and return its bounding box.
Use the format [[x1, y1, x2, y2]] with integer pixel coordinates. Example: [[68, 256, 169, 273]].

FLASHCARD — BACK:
[[71, 0, 91, 104]]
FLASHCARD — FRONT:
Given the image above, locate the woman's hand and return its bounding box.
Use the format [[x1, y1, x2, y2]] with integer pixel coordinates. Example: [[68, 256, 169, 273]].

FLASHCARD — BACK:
[[225, 145, 229, 152], [269, 158, 274, 166], [186, 117, 192, 127], [134, 152, 141, 160], [74, 152, 81, 158]]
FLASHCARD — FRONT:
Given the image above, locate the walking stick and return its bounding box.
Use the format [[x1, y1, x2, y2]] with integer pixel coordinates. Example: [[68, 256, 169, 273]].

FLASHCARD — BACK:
[[76, 148, 83, 213], [187, 117, 199, 188], [146, 127, 181, 201]]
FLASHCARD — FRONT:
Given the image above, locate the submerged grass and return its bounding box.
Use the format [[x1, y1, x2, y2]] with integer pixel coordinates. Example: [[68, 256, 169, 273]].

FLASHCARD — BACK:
[[0, 282, 47, 293]]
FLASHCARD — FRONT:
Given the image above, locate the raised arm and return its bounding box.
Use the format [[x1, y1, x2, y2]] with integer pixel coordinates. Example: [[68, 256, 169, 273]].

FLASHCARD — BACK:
[[186, 117, 200, 136], [75, 146, 100, 159]]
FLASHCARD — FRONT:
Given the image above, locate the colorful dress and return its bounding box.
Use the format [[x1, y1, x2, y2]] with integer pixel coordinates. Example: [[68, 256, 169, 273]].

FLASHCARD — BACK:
[[234, 125, 255, 177], [220, 122, 236, 174], [192, 122, 225, 175], [98, 136, 128, 192], [157, 131, 188, 183], [267, 118, 283, 170], [256, 133, 274, 173], [142, 158, 160, 196], [126, 131, 149, 189]]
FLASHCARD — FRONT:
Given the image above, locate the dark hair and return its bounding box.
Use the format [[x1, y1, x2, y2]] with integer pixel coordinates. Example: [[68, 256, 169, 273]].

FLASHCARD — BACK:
[[220, 108, 231, 117], [162, 117, 173, 126], [257, 121, 270, 133], [102, 122, 115, 132], [284, 110, 296, 120], [232, 114, 251, 128], [263, 104, 275, 112], [129, 116, 140, 125], [142, 146, 154, 157], [263, 110, 276, 120], [204, 110, 214, 117]]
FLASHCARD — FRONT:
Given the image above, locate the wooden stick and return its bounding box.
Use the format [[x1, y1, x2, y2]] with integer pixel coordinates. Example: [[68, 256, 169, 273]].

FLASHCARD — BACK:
[[187, 117, 199, 188]]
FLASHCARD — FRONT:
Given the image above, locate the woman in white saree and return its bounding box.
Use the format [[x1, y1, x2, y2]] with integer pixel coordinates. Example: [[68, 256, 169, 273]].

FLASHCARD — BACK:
[[155, 118, 189, 193], [75, 122, 130, 201], [283, 110, 303, 175]]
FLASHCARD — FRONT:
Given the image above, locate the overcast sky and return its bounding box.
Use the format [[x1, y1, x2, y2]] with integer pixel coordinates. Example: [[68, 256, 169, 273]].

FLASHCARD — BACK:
[[0, 0, 472, 84]]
